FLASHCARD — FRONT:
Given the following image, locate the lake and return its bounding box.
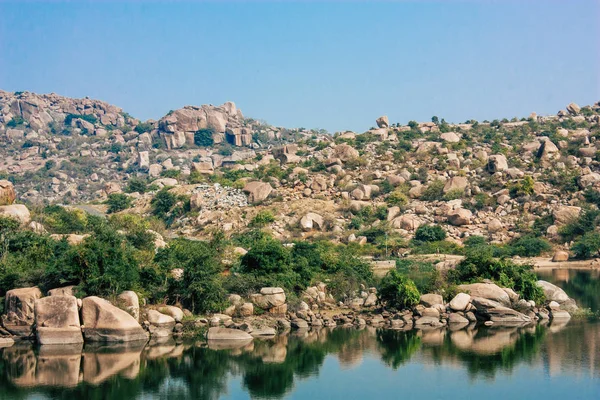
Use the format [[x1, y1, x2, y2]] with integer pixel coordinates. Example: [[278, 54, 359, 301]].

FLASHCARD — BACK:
[[0, 270, 598, 400]]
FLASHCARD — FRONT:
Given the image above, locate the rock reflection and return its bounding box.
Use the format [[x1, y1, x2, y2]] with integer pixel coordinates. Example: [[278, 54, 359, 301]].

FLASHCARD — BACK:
[[0, 321, 598, 399]]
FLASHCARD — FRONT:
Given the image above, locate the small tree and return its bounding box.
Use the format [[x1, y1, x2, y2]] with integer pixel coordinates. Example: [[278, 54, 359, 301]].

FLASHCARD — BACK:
[[572, 232, 600, 259], [414, 224, 446, 242], [194, 128, 215, 147], [106, 193, 133, 214], [378, 270, 420, 309]]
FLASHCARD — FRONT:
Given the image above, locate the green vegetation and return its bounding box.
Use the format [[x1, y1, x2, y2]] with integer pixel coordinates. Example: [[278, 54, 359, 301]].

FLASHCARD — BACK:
[[571, 232, 600, 259], [64, 113, 98, 125], [378, 269, 420, 309], [414, 224, 446, 242], [448, 248, 545, 304], [194, 127, 215, 147], [106, 193, 133, 213]]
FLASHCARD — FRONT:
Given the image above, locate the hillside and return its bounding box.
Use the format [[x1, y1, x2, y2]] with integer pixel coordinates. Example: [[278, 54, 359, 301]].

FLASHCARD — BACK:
[[1, 90, 600, 258]]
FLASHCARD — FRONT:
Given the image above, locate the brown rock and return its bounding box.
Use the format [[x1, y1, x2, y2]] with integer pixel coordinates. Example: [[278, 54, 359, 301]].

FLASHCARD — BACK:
[[0, 180, 16, 206], [81, 296, 148, 343], [34, 295, 83, 345]]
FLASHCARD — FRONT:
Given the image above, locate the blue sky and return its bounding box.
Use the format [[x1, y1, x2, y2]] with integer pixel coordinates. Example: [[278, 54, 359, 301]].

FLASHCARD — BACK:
[[0, 1, 598, 132]]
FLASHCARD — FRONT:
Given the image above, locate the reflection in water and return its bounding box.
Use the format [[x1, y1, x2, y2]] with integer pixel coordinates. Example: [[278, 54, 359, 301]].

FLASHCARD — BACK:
[[0, 320, 598, 399]]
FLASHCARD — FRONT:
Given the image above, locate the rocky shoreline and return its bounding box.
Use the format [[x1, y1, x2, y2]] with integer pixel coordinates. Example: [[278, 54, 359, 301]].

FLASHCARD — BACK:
[[0, 278, 579, 347]]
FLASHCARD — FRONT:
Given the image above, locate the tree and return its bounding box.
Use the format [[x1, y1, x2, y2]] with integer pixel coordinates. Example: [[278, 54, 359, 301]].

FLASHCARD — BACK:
[[431, 116, 439, 125], [414, 224, 446, 242], [378, 270, 420, 309], [106, 193, 133, 213], [572, 232, 600, 259], [194, 128, 215, 147]]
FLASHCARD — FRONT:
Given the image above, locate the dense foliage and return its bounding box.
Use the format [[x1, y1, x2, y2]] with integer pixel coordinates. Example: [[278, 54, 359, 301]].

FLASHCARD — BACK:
[[378, 269, 420, 309]]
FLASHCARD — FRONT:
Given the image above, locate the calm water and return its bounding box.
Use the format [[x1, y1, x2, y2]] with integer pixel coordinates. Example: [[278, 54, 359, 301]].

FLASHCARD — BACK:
[[0, 270, 598, 400]]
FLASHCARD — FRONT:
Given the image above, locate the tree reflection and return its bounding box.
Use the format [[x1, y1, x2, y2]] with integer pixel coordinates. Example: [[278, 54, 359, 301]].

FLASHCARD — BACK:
[[375, 329, 422, 369]]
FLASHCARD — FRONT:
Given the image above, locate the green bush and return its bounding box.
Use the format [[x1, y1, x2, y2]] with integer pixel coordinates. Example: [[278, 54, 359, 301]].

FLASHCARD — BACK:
[[134, 122, 153, 134], [64, 114, 97, 125], [559, 209, 600, 242], [507, 235, 551, 257], [6, 116, 25, 128], [571, 232, 600, 259], [106, 193, 133, 214], [249, 210, 275, 227], [448, 249, 545, 304], [194, 128, 215, 147], [387, 191, 408, 206], [420, 180, 445, 201], [378, 270, 420, 309], [414, 224, 446, 242], [125, 177, 150, 194]]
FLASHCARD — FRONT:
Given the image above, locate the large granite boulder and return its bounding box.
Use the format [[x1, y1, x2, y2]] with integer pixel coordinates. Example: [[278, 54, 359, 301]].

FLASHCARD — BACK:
[[447, 208, 472, 226], [487, 154, 508, 173], [81, 296, 148, 343], [158, 305, 184, 322], [457, 283, 511, 307], [0, 204, 31, 224], [243, 181, 272, 203], [34, 295, 83, 345], [147, 310, 175, 338], [2, 287, 42, 336], [376, 116, 389, 128], [0, 180, 16, 206], [420, 294, 444, 307], [537, 280, 578, 312], [449, 293, 471, 311], [470, 297, 532, 324], [250, 287, 286, 310]]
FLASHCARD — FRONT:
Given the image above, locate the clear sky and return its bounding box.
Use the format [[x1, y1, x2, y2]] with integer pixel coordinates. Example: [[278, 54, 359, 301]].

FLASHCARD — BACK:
[[0, 1, 598, 132]]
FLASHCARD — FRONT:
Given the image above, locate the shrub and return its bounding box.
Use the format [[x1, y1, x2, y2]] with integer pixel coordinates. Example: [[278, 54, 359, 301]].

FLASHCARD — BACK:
[[387, 190, 408, 206], [583, 188, 600, 207], [571, 232, 600, 259], [420, 180, 445, 201], [106, 193, 133, 214], [125, 177, 150, 194], [249, 210, 275, 227], [448, 249, 545, 304], [559, 209, 600, 242], [507, 235, 551, 257], [414, 224, 446, 242], [7, 116, 25, 128], [64, 114, 97, 125], [134, 122, 153, 134], [194, 128, 215, 147], [240, 239, 291, 275], [378, 270, 420, 309]]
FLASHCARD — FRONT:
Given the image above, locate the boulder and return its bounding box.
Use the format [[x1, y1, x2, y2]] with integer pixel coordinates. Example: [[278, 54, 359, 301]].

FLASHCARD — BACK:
[[239, 302, 254, 317], [34, 295, 83, 345], [147, 310, 176, 337], [243, 181, 272, 203], [291, 318, 309, 329], [81, 296, 148, 343], [1, 287, 42, 336], [333, 144, 359, 161], [0, 180, 16, 205], [487, 155, 508, 173], [440, 131, 461, 143], [158, 305, 184, 322], [300, 212, 324, 231], [551, 251, 569, 262], [48, 286, 76, 297], [458, 283, 511, 307], [117, 291, 140, 321], [487, 218, 503, 233], [443, 176, 468, 194], [207, 327, 253, 340], [420, 294, 444, 307], [537, 280, 568, 302], [376, 116, 389, 128], [553, 206, 581, 226], [470, 297, 532, 324], [566, 102, 581, 115], [0, 204, 31, 224], [447, 208, 472, 226], [448, 313, 469, 324], [250, 287, 286, 310], [449, 293, 471, 311]]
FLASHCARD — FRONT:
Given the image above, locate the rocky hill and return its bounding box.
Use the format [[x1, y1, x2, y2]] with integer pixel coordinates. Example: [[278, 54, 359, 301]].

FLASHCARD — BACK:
[[1, 89, 600, 259]]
